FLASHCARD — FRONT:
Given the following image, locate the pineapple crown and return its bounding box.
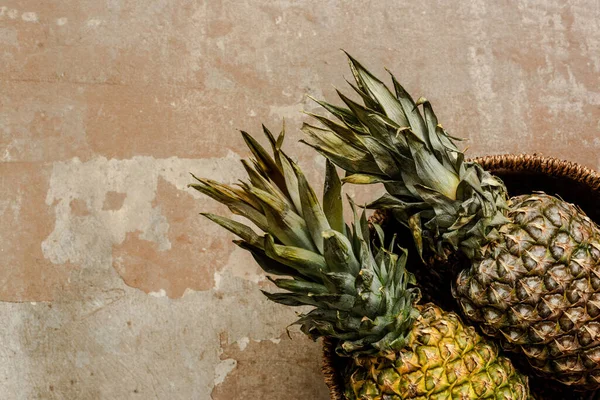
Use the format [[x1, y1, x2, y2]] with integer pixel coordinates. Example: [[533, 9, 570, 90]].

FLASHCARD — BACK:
[[190, 124, 419, 356], [302, 53, 510, 260]]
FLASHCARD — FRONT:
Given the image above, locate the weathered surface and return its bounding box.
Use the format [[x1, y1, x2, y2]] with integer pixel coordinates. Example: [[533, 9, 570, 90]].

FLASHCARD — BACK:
[[1, 0, 600, 398]]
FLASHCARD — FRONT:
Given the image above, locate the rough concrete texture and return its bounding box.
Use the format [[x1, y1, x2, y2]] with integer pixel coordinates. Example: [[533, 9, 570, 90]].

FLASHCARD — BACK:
[[2, 0, 600, 398]]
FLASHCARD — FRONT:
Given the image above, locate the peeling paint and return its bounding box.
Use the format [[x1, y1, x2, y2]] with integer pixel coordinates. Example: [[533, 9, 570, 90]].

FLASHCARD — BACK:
[[148, 289, 167, 298], [237, 337, 250, 351], [86, 18, 103, 27], [41, 154, 246, 298], [0, 164, 76, 301], [3, 1, 600, 398], [211, 331, 328, 399], [213, 358, 237, 386], [21, 12, 38, 23], [234, 336, 281, 351], [0, 270, 307, 398]]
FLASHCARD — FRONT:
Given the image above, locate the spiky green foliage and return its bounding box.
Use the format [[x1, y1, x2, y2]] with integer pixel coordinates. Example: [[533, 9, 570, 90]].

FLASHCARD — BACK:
[[192, 124, 535, 399], [190, 125, 419, 356], [302, 53, 509, 260], [302, 53, 600, 390]]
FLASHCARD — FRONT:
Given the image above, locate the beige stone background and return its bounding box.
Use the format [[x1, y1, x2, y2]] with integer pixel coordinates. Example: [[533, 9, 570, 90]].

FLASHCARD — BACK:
[[2, 0, 600, 399]]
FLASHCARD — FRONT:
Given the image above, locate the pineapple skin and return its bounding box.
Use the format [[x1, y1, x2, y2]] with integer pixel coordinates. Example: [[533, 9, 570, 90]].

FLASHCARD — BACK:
[[344, 304, 531, 400], [454, 193, 600, 389], [301, 54, 600, 390]]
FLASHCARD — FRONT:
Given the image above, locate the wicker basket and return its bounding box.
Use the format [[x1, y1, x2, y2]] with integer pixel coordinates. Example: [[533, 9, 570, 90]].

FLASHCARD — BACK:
[[321, 154, 600, 400]]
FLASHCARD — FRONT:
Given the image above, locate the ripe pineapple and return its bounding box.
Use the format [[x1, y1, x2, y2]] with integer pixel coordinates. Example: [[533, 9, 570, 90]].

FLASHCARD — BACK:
[[191, 126, 532, 399], [301, 53, 600, 389]]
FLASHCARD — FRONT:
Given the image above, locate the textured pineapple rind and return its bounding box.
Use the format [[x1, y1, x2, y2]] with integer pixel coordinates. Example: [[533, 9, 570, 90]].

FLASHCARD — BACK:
[[454, 193, 600, 389], [301, 54, 600, 390], [343, 304, 531, 399]]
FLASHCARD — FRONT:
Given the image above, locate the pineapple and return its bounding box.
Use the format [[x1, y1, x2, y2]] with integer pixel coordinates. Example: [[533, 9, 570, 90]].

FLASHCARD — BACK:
[[301, 53, 600, 389], [190, 125, 532, 399]]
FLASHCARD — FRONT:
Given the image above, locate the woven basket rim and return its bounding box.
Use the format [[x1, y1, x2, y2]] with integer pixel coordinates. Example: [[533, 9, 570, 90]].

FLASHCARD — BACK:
[[321, 153, 600, 399], [321, 337, 345, 400], [473, 153, 600, 191]]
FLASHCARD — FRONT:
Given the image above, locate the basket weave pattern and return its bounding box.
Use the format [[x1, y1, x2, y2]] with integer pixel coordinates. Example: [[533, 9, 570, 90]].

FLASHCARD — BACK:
[[474, 154, 600, 191], [321, 154, 600, 399]]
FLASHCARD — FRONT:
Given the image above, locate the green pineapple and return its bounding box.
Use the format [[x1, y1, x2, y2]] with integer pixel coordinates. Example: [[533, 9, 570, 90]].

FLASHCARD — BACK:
[[191, 125, 531, 399], [302, 53, 600, 389]]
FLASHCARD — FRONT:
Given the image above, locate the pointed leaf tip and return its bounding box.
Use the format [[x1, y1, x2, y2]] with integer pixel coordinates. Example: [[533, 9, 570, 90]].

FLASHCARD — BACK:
[[323, 159, 345, 235], [293, 160, 331, 253]]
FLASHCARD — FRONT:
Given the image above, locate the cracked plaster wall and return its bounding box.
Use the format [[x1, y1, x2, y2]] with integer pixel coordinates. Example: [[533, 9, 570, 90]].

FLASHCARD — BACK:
[[2, 0, 600, 399]]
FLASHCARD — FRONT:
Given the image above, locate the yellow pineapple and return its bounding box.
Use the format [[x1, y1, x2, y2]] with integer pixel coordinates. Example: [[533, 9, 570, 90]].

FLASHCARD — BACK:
[[303, 53, 600, 389], [191, 125, 532, 399]]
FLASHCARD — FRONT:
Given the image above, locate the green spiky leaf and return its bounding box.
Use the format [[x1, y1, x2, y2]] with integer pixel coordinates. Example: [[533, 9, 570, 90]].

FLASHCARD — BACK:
[[322, 229, 360, 275], [293, 163, 331, 253], [323, 160, 345, 235], [200, 213, 263, 248], [263, 235, 326, 279]]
